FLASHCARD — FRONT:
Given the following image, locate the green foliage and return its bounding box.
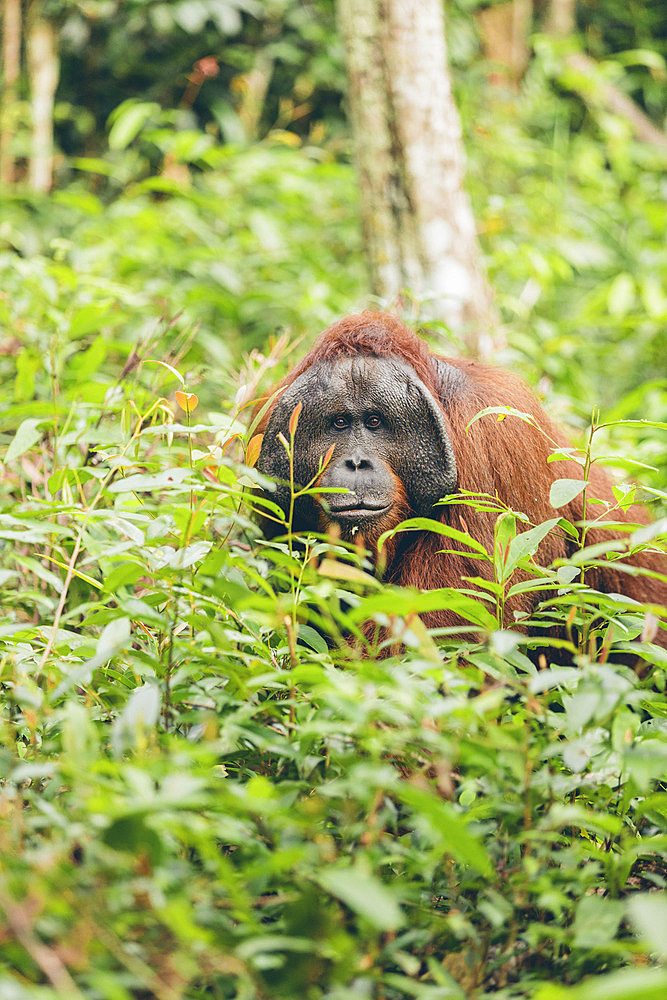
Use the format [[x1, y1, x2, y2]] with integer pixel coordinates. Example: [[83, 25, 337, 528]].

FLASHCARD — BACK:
[[1, 6, 667, 994], [457, 53, 667, 492], [0, 141, 363, 404], [54, 0, 345, 156], [0, 295, 665, 996]]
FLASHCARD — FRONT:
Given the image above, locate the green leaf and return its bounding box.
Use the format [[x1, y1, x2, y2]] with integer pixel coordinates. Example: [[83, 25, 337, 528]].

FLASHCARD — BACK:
[[398, 784, 493, 877], [626, 892, 667, 960], [565, 538, 627, 565], [102, 816, 164, 862], [549, 478, 587, 508], [574, 896, 625, 948], [69, 306, 114, 340], [503, 518, 560, 578], [316, 864, 404, 930], [70, 156, 114, 176], [97, 618, 131, 660], [4, 418, 45, 463], [352, 586, 498, 630], [107, 468, 193, 493], [144, 358, 185, 385], [607, 272, 635, 316], [529, 667, 579, 692], [112, 684, 162, 756], [108, 100, 160, 149], [378, 517, 489, 556], [465, 405, 537, 431], [598, 418, 667, 431], [169, 541, 212, 570], [534, 968, 667, 1000], [631, 518, 667, 546], [14, 351, 40, 402], [318, 558, 381, 588], [297, 624, 328, 654]]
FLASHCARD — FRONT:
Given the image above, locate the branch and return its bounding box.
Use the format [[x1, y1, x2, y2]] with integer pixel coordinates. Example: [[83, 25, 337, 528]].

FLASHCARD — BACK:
[[564, 52, 667, 149]]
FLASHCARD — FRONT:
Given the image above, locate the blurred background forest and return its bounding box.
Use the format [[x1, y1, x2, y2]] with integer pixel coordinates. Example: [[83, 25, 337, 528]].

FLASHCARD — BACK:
[[1, 0, 666, 459]]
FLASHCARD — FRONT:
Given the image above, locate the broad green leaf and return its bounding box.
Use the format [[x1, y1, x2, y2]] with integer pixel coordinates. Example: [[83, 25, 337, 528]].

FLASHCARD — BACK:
[[534, 968, 667, 1000], [565, 539, 627, 565], [607, 272, 635, 316], [503, 518, 560, 578], [70, 307, 113, 340], [549, 478, 587, 508], [112, 684, 162, 756], [398, 784, 493, 877], [236, 935, 320, 960], [102, 815, 164, 862], [297, 624, 328, 654], [108, 100, 160, 149], [97, 617, 131, 660], [626, 893, 667, 960], [351, 586, 497, 630], [14, 351, 40, 402], [170, 541, 212, 570], [5, 418, 44, 463], [70, 156, 114, 176], [557, 564, 580, 584], [631, 518, 667, 546], [107, 468, 192, 492], [316, 865, 404, 930], [529, 667, 579, 692], [318, 558, 381, 588], [573, 895, 624, 949], [561, 737, 592, 773]]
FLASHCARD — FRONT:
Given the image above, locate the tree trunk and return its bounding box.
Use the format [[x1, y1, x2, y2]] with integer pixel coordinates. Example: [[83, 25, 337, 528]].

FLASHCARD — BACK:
[[476, 1, 532, 88], [1, 0, 22, 185], [337, 0, 499, 356], [544, 0, 576, 37], [26, 0, 59, 192]]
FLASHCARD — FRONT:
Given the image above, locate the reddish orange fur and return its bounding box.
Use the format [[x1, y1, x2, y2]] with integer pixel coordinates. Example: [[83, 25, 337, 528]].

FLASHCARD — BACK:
[[273, 311, 441, 401], [261, 311, 666, 646]]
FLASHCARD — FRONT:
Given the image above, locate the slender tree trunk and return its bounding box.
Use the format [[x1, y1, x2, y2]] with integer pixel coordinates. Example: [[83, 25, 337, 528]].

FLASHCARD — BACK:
[[26, 0, 59, 192], [476, 1, 532, 88], [238, 49, 275, 141], [1, 0, 22, 185], [545, 0, 576, 36], [337, 0, 499, 356]]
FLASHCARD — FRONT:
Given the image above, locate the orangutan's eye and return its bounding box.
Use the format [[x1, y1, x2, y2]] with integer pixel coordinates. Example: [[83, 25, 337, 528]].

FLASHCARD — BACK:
[[333, 415, 349, 430], [365, 414, 381, 429]]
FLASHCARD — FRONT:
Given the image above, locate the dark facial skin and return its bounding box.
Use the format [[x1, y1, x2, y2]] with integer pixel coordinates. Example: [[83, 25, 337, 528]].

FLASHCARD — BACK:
[[314, 357, 405, 535], [317, 411, 396, 523], [258, 355, 457, 546]]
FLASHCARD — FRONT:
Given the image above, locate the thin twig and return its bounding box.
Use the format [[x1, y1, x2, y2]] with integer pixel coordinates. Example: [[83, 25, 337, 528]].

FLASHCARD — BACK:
[[36, 527, 83, 676], [0, 886, 84, 997]]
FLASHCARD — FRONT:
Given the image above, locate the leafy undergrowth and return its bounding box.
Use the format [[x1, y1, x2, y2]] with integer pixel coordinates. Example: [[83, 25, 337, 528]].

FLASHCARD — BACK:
[[0, 341, 666, 1000]]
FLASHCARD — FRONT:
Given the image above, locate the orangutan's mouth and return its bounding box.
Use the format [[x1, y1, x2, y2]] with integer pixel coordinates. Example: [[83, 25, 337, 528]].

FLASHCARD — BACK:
[[327, 503, 391, 520]]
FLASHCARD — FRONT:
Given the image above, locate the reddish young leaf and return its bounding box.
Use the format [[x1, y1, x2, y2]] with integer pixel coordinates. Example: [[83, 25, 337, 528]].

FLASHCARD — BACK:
[[277, 431, 289, 453], [321, 443, 335, 470], [246, 434, 263, 468], [289, 401, 303, 437], [175, 391, 198, 414], [203, 466, 220, 484]]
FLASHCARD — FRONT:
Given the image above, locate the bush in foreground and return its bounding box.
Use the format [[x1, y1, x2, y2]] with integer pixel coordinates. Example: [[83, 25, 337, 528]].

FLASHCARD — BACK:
[[0, 338, 665, 999]]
